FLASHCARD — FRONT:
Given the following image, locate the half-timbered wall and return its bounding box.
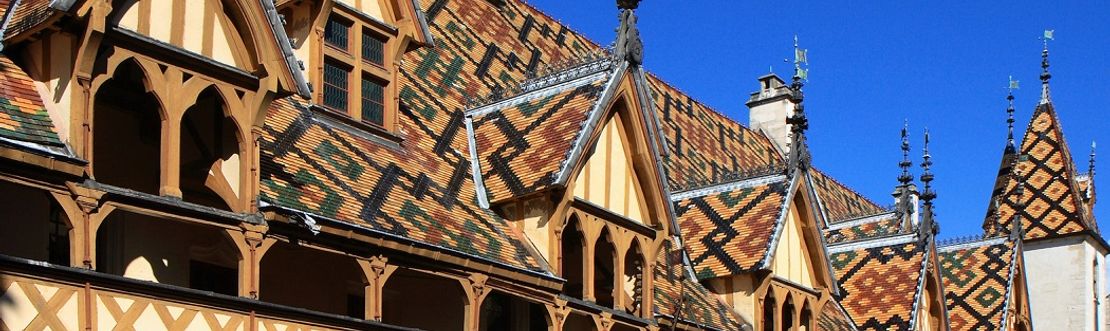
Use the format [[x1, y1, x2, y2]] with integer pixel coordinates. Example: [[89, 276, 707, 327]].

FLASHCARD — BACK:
[[573, 113, 649, 225], [114, 0, 254, 69]]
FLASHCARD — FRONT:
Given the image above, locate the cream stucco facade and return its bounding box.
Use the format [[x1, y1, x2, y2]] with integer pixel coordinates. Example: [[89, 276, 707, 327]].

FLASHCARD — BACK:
[[1024, 235, 1108, 331]]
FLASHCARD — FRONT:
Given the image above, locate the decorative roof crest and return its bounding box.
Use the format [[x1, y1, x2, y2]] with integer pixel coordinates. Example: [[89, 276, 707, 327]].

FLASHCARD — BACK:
[[785, 36, 811, 173], [1006, 76, 1019, 153], [614, 0, 643, 65]]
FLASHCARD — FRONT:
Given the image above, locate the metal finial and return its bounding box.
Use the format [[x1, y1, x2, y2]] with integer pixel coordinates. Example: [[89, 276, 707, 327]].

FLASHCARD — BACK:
[[1040, 30, 1054, 105], [1006, 76, 1019, 152], [920, 128, 935, 204], [898, 120, 913, 186], [785, 36, 811, 173], [617, 0, 639, 10], [1091, 141, 1097, 179]]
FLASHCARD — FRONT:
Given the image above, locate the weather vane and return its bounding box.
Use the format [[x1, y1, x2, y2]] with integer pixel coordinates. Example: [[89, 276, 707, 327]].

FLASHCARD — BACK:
[[1007, 75, 1019, 93], [793, 35, 808, 82], [1042, 29, 1054, 47]]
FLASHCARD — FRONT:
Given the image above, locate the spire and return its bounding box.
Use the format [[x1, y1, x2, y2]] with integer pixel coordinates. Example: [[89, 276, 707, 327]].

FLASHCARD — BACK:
[[1006, 76, 1019, 153], [785, 36, 811, 173], [614, 0, 643, 65], [898, 121, 913, 186], [1039, 29, 1054, 105], [919, 128, 938, 241]]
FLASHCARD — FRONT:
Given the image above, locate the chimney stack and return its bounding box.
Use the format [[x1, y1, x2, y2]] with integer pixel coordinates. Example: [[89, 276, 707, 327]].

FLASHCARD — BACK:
[[746, 74, 797, 155]]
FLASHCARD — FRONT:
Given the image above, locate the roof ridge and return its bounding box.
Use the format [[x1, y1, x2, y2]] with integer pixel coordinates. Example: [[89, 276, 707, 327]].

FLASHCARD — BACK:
[[937, 235, 1007, 251]]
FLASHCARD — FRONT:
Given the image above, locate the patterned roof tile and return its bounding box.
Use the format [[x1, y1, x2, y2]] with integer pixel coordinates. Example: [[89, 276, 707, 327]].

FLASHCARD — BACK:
[[812, 169, 887, 223], [672, 178, 788, 279], [985, 103, 1097, 240], [4, 0, 55, 39], [470, 72, 610, 202], [817, 301, 857, 331], [830, 240, 926, 331], [939, 239, 1015, 331], [0, 54, 63, 147], [653, 246, 747, 331], [825, 212, 905, 245], [649, 75, 784, 191]]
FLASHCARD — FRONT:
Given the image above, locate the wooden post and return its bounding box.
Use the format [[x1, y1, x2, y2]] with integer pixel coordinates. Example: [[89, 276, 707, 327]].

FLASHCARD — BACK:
[[227, 224, 274, 299], [357, 256, 397, 321], [460, 273, 491, 331], [546, 299, 570, 331]]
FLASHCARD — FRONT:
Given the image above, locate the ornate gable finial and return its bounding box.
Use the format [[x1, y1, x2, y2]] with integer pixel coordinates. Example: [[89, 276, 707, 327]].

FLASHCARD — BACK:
[[898, 120, 914, 186], [1006, 76, 1019, 153], [920, 128, 935, 205], [1091, 141, 1097, 179], [1039, 29, 1054, 105], [918, 128, 938, 241], [785, 36, 811, 173], [614, 0, 643, 65]]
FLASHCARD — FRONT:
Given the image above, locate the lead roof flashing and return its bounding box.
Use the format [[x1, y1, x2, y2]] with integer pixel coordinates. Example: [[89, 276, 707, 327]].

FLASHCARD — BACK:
[[907, 243, 932, 331], [670, 173, 788, 202], [553, 61, 628, 185], [261, 0, 312, 98], [827, 233, 918, 254]]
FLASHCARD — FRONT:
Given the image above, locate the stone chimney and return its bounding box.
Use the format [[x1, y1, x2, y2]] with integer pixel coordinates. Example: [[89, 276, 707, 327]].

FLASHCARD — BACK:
[[746, 74, 796, 155]]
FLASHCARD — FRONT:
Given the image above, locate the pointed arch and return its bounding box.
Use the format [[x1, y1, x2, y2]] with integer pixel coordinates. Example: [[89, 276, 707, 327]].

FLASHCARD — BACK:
[[92, 58, 165, 195], [561, 215, 585, 299], [761, 290, 776, 331], [782, 293, 796, 330], [593, 227, 617, 308], [179, 86, 244, 210], [622, 238, 646, 315]]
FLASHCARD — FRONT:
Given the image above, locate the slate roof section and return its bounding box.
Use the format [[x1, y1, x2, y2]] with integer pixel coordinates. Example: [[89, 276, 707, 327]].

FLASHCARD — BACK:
[[811, 169, 887, 223], [0, 54, 72, 157], [830, 237, 927, 331], [648, 75, 784, 191], [938, 237, 1016, 331], [672, 175, 789, 279], [985, 103, 1098, 240], [469, 68, 611, 203], [817, 301, 858, 331], [653, 246, 748, 331], [824, 211, 904, 244]]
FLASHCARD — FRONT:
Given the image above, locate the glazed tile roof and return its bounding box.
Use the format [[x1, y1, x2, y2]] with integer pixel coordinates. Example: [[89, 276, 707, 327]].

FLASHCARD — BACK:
[[830, 238, 927, 331], [811, 169, 887, 223], [649, 75, 783, 191], [653, 246, 748, 331], [0, 54, 66, 149], [3, 0, 56, 39], [938, 237, 1016, 331], [672, 175, 789, 279], [985, 103, 1097, 240], [469, 68, 611, 203], [825, 212, 904, 244], [817, 301, 858, 331], [259, 98, 544, 270]]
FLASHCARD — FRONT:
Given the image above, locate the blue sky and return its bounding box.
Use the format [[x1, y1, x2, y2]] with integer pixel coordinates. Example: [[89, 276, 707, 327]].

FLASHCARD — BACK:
[[524, 1, 1110, 239]]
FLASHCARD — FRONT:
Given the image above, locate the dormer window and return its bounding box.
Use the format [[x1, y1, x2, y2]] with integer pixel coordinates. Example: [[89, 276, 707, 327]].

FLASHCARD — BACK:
[[317, 10, 398, 134]]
